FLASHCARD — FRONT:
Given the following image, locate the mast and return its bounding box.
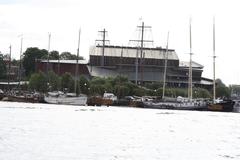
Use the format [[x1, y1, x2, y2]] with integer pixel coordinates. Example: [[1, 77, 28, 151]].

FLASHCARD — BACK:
[[47, 33, 51, 87], [74, 28, 81, 95], [188, 18, 193, 100], [120, 46, 123, 76], [162, 32, 169, 99], [135, 48, 139, 85], [96, 29, 109, 66], [8, 45, 12, 91], [129, 21, 153, 85], [213, 17, 216, 103], [18, 35, 23, 88]]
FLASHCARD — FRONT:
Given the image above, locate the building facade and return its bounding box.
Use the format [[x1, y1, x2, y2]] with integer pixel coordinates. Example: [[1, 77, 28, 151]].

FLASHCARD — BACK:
[[89, 45, 212, 89]]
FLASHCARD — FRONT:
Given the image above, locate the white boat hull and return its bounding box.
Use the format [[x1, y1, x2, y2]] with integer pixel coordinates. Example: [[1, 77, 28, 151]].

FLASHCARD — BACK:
[[44, 96, 87, 106]]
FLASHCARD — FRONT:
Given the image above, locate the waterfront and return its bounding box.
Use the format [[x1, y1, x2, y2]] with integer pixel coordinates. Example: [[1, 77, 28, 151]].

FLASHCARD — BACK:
[[0, 101, 240, 160]]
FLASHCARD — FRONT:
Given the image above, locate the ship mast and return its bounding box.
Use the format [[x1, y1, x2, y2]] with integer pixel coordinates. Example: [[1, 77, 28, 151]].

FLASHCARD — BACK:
[[74, 28, 81, 95], [130, 21, 153, 85], [18, 35, 23, 89], [47, 33, 51, 88], [188, 18, 193, 100], [162, 32, 169, 99], [96, 29, 109, 66], [8, 45, 12, 91], [213, 17, 216, 103]]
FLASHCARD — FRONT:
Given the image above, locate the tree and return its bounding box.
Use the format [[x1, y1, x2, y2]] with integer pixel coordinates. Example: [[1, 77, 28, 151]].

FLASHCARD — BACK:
[[48, 71, 61, 91], [0, 54, 7, 79], [60, 52, 83, 60], [61, 72, 74, 92], [22, 47, 48, 77], [49, 51, 60, 60], [28, 71, 48, 92], [79, 75, 90, 95], [215, 79, 231, 98]]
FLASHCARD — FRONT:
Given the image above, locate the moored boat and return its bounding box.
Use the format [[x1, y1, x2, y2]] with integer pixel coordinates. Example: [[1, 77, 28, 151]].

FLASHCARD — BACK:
[[143, 96, 207, 111], [207, 99, 235, 112], [0, 89, 4, 100], [44, 91, 87, 106]]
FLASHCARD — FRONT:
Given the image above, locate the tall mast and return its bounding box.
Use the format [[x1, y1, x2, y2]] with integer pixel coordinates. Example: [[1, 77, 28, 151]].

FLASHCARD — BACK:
[[129, 21, 153, 85], [162, 32, 169, 99], [135, 48, 139, 85], [188, 18, 193, 100], [96, 29, 109, 66], [74, 28, 81, 95], [213, 17, 216, 102], [47, 33, 51, 87], [140, 22, 144, 85], [18, 35, 23, 88], [8, 45, 12, 91]]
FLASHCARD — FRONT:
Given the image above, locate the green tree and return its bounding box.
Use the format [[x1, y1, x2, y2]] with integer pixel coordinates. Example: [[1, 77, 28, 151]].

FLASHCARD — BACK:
[[60, 52, 84, 60], [29, 71, 48, 92], [215, 79, 230, 98], [61, 72, 74, 92], [79, 75, 90, 94], [48, 71, 61, 91], [0, 54, 7, 79], [49, 51, 60, 60], [22, 47, 48, 77]]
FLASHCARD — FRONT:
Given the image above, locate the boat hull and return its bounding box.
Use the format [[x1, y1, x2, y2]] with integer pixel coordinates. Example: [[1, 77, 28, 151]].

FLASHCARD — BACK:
[[143, 101, 207, 111], [7, 95, 39, 103], [208, 100, 235, 112], [44, 96, 87, 106]]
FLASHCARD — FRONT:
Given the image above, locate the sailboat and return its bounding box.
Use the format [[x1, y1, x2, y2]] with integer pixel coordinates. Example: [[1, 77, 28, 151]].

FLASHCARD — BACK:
[[143, 21, 207, 110], [207, 18, 235, 112], [6, 38, 42, 103], [44, 29, 87, 106]]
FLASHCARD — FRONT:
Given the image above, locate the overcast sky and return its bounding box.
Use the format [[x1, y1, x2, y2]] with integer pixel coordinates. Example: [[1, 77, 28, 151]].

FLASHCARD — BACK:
[[0, 0, 239, 85]]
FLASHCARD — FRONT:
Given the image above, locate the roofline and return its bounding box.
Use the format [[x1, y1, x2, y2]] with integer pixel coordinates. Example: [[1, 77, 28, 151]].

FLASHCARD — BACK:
[[95, 45, 175, 52]]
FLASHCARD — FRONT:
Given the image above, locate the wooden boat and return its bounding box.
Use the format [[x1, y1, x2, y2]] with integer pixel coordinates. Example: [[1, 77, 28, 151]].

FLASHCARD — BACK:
[[0, 89, 4, 100], [207, 99, 235, 112], [6, 91, 42, 103]]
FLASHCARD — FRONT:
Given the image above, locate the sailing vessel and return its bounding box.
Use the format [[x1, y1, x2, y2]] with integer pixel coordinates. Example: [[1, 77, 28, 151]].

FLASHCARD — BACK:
[[44, 30, 88, 106], [207, 18, 235, 112], [44, 91, 87, 105], [143, 20, 208, 111]]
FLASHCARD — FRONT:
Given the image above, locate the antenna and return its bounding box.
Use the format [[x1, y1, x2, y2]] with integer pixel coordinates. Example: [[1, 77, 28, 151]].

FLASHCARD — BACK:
[[162, 32, 169, 99]]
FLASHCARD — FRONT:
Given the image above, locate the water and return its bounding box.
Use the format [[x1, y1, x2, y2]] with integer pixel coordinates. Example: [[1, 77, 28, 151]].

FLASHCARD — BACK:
[[0, 101, 240, 160]]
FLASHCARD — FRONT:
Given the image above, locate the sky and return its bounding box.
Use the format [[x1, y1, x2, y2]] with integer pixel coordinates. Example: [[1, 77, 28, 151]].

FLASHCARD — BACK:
[[0, 0, 239, 85]]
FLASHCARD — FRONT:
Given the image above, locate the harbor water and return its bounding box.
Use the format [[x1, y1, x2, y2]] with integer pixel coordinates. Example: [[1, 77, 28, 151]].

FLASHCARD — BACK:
[[0, 101, 240, 160]]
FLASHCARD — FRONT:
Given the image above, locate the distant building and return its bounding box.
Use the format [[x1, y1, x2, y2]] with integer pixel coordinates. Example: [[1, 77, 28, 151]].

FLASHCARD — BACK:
[[35, 45, 212, 90], [89, 45, 213, 89], [35, 59, 90, 79]]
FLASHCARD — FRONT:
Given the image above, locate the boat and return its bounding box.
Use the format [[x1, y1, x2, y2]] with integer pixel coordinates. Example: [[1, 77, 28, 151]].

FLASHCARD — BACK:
[[5, 90, 42, 103], [207, 18, 235, 112], [44, 91, 87, 105], [44, 29, 88, 106], [87, 93, 117, 106], [143, 96, 207, 110], [0, 89, 5, 100], [208, 99, 235, 112], [142, 20, 207, 111]]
